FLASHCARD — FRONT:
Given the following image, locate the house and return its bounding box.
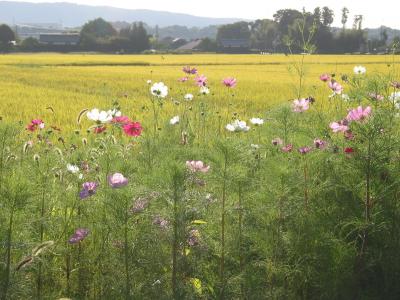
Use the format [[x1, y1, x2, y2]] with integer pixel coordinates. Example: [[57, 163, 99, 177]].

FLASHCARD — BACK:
[[39, 33, 80, 46], [219, 38, 250, 53], [176, 39, 202, 51]]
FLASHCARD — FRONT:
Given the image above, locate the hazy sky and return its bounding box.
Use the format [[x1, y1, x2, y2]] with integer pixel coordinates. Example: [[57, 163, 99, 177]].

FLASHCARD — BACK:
[[8, 0, 399, 28]]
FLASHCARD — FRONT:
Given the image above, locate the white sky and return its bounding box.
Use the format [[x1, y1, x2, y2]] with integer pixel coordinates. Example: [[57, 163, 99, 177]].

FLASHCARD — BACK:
[[8, 0, 399, 28]]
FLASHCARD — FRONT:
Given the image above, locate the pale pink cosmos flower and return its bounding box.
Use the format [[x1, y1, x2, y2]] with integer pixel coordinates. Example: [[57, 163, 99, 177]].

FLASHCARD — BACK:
[[328, 80, 343, 94], [272, 138, 283, 146], [281, 144, 293, 153], [186, 161, 210, 173], [222, 77, 237, 88], [314, 139, 327, 149], [346, 106, 372, 122], [179, 77, 189, 82], [329, 120, 349, 133], [292, 98, 310, 112], [108, 173, 128, 188], [298, 147, 312, 154], [195, 75, 207, 87], [112, 116, 131, 124], [319, 74, 331, 82]]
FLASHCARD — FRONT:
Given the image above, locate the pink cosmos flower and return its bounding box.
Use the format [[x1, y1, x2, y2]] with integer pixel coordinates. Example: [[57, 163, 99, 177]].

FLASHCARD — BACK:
[[320, 74, 331, 82], [368, 93, 384, 101], [26, 119, 45, 131], [330, 120, 349, 133], [108, 173, 128, 188], [314, 139, 327, 149], [195, 75, 207, 87], [222, 77, 237, 88], [272, 138, 283, 146], [391, 81, 400, 89], [292, 98, 310, 112], [298, 146, 312, 154], [122, 122, 143, 137], [328, 80, 343, 94], [186, 161, 210, 173], [281, 144, 293, 153], [183, 66, 198, 75], [179, 77, 189, 82], [93, 126, 107, 134], [344, 131, 355, 140], [112, 116, 131, 124], [79, 182, 98, 199], [346, 106, 372, 122], [68, 228, 89, 244]]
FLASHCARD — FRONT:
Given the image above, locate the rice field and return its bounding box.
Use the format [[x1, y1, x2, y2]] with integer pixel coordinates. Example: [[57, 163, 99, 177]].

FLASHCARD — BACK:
[[1, 53, 400, 299], [0, 54, 397, 128]]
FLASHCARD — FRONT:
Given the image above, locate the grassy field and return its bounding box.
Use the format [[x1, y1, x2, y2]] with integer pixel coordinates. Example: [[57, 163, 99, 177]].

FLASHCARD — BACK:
[[0, 54, 397, 127], [1, 53, 400, 299]]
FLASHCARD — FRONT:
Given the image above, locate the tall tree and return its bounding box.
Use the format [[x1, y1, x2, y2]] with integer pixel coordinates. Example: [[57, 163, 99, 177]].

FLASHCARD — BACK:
[[341, 7, 349, 30], [0, 24, 15, 44], [322, 7, 334, 27]]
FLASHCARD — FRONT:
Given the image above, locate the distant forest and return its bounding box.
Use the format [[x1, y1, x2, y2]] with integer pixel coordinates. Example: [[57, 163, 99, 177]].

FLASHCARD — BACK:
[[1, 6, 399, 54]]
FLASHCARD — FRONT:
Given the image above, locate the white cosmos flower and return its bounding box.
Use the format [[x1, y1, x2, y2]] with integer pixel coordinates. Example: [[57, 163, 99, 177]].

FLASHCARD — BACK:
[[353, 65, 366, 75], [251, 144, 260, 150], [226, 120, 250, 132], [151, 82, 168, 98], [87, 108, 113, 123], [200, 86, 210, 95], [250, 118, 264, 125], [146, 80, 152, 84], [341, 94, 350, 101], [107, 109, 122, 117], [170, 116, 180, 125], [389, 92, 400, 101], [184, 93, 194, 101], [67, 164, 80, 174]]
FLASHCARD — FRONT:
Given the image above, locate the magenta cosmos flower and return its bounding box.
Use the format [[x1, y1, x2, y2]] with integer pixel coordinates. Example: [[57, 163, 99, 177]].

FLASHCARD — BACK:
[[26, 119, 45, 132], [79, 182, 98, 199], [319, 74, 331, 82], [292, 98, 310, 112], [346, 106, 371, 122], [195, 75, 207, 87], [330, 120, 349, 133], [112, 116, 131, 124], [328, 80, 343, 94], [108, 173, 128, 188], [123, 122, 143, 137], [68, 228, 89, 244], [222, 77, 237, 88], [186, 161, 210, 173]]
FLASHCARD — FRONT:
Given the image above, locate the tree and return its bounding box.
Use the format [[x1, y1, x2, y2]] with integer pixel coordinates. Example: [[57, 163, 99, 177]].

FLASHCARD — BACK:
[[216, 21, 251, 41], [119, 22, 150, 52], [0, 24, 15, 52], [80, 18, 117, 50], [341, 7, 349, 30], [20, 37, 40, 51], [313, 7, 322, 25], [322, 6, 334, 27], [353, 15, 363, 30]]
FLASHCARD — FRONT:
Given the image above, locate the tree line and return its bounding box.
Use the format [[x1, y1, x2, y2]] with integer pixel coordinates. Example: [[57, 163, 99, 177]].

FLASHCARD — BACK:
[[217, 7, 399, 53], [0, 7, 399, 54]]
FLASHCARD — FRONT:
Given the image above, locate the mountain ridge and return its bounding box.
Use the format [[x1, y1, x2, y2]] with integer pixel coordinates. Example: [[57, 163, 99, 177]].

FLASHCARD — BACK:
[[0, 1, 243, 28]]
